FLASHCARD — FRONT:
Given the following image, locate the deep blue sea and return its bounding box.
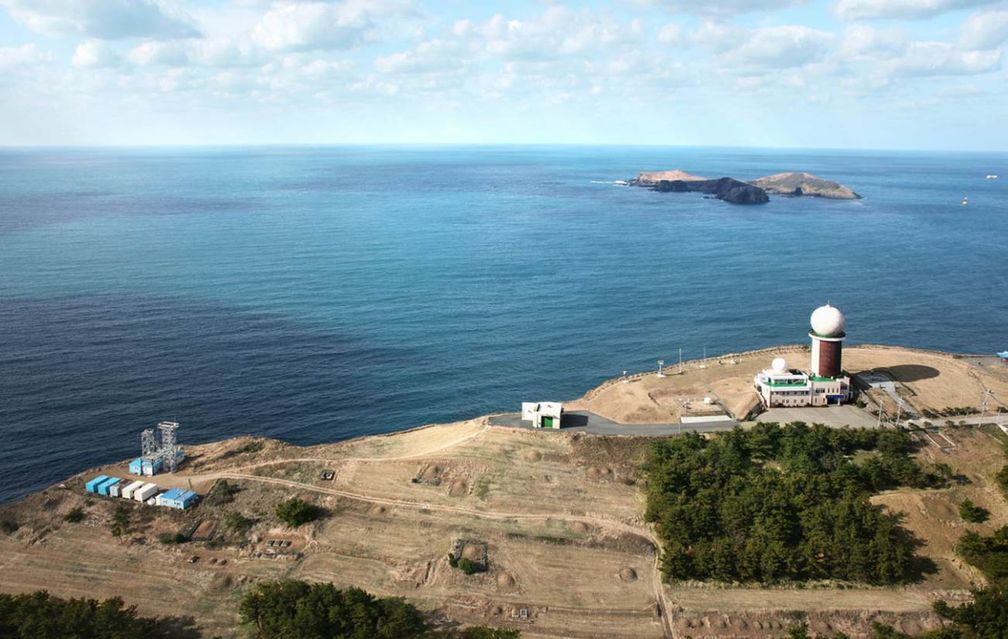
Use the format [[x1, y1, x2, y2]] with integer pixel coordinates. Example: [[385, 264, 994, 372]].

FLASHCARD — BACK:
[[1, 145, 1006, 503]]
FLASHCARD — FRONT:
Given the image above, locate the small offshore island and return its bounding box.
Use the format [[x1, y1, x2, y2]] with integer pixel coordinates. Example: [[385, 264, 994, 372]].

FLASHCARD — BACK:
[[1, 306, 1007, 639], [630, 169, 862, 204]]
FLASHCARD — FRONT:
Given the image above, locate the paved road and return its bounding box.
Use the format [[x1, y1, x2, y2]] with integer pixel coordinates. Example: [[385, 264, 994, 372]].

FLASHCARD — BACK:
[[488, 410, 738, 436]]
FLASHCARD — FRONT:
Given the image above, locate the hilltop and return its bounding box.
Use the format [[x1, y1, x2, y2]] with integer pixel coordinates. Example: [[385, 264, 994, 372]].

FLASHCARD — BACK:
[[1, 344, 1007, 638]]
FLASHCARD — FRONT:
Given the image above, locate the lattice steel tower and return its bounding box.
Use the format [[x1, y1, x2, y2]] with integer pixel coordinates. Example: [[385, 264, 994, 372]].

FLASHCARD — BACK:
[[158, 421, 180, 472]]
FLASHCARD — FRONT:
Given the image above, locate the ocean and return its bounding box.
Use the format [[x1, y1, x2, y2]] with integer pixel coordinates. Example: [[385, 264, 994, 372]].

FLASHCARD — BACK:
[[1, 145, 1005, 504]]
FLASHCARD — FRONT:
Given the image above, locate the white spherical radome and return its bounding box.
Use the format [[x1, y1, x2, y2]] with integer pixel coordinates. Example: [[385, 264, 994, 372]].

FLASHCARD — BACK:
[[771, 357, 788, 373], [810, 304, 846, 337]]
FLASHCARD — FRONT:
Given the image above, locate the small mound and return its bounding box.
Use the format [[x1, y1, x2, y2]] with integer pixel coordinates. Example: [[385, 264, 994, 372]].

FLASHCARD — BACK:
[[570, 521, 590, 534], [618, 567, 637, 582], [461, 544, 483, 561], [449, 480, 467, 497], [586, 467, 602, 479], [369, 505, 387, 516], [420, 465, 442, 481], [524, 450, 542, 462], [496, 573, 515, 587]]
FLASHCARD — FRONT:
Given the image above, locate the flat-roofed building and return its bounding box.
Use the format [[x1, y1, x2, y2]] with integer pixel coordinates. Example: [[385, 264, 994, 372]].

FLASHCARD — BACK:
[[521, 402, 563, 429]]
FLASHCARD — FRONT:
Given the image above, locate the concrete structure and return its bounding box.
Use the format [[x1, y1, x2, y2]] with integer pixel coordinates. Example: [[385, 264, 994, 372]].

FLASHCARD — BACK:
[[121, 480, 145, 500], [85, 475, 109, 494], [133, 483, 158, 503], [155, 488, 199, 510], [521, 402, 563, 429], [754, 304, 852, 408]]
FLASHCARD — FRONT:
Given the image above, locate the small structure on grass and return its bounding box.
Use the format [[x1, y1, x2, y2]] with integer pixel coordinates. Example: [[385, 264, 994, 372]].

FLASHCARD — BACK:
[[521, 402, 563, 429], [449, 538, 488, 574]]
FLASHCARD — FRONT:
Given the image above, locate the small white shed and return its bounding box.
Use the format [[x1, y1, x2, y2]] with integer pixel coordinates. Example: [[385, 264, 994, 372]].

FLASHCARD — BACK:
[[521, 402, 563, 429]]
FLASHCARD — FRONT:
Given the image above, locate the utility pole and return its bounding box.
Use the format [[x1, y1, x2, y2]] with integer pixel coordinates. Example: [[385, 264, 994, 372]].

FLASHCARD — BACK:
[[678, 348, 683, 374], [657, 360, 665, 377]]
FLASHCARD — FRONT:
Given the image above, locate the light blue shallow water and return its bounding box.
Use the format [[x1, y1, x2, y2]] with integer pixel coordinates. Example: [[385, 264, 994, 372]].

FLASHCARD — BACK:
[[1, 145, 1006, 503]]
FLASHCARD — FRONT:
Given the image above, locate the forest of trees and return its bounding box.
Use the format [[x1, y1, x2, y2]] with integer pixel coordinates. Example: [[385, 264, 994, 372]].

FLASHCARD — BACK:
[[643, 422, 951, 584], [0, 591, 157, 638], [240, 580, 518, 639]]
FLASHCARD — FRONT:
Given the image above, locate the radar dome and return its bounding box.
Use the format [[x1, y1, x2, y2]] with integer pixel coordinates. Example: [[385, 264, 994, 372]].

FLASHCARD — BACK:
[[810, 304, 846, 337], [771, 357, 788, 373]]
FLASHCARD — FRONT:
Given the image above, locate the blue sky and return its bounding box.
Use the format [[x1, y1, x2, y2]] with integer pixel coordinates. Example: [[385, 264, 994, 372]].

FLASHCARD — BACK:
[[0, 0, 1006, 150]]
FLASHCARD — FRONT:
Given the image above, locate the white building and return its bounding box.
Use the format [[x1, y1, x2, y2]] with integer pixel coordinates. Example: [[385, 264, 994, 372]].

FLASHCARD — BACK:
[[753, 304, 852, 408], [754, 357, 851, 407], [521, 402, 563, 429]]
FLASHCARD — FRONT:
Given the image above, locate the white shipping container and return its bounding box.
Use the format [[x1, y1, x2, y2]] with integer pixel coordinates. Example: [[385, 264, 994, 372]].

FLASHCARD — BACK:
[[121, 480, 145, 500], [134, 483, 158, 502], [109, 484, 121, 498]]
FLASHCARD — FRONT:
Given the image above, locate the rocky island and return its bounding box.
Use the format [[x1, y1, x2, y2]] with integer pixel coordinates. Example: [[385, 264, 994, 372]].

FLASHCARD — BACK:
[[629, 169, 860, 204], [628, 170, 769, 205], [750, 171, 862, 199]]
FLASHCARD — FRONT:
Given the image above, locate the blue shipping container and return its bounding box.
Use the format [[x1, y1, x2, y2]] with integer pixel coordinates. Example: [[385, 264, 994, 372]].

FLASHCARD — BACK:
[[85, 475, 109, 493], [97, 477, 120, 496]]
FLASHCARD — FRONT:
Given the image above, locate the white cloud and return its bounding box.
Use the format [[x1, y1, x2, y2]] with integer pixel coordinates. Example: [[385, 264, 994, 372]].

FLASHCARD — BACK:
[[833, 0, 999, 21], [72, 39, 121, 67], [374, 38, 462, 74], [840, 25, 909, 58], [0, 43, 50, 68], [889, 41, 1002, 75], [657, 23, 682, 44], [250, 0, 405, 51], [960, 8, 1008, 49], [127, 40, 188, 66], [721, 25, 834, 68], [688, 22, 742, 52], [0, 0, 199, 40], [646, 0, 807, 15], [467, 8, 644, 61]]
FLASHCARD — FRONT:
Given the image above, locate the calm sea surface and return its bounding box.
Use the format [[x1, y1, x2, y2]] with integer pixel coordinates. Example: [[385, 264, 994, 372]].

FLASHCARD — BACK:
[[1, 145, 1006, 503]]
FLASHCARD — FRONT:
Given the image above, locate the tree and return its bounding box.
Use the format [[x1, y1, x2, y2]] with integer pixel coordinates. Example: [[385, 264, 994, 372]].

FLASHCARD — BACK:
[[240, 580, 426, 639], [933, 583, 1008, 638], [643, 423, 934, 585], [0, 591, 157, 638], [274, 498, 320, 527], [110, 504, 130, 537], [959, 500, 990, 524]]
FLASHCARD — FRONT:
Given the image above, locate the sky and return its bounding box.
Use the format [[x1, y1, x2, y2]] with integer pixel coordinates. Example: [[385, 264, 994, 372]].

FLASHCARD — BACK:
[[0, 0, 1006, 150]]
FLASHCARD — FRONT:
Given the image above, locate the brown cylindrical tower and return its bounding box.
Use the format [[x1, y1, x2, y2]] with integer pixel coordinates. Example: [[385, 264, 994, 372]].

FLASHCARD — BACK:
[[809, 304, 847, 378]]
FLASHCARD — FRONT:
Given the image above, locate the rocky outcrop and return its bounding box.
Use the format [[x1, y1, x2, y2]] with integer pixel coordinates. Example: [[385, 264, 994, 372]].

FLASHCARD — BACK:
[[649, 177, 770, 205], [630, 169, 707, 185], [749, 172, 861, 199]]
